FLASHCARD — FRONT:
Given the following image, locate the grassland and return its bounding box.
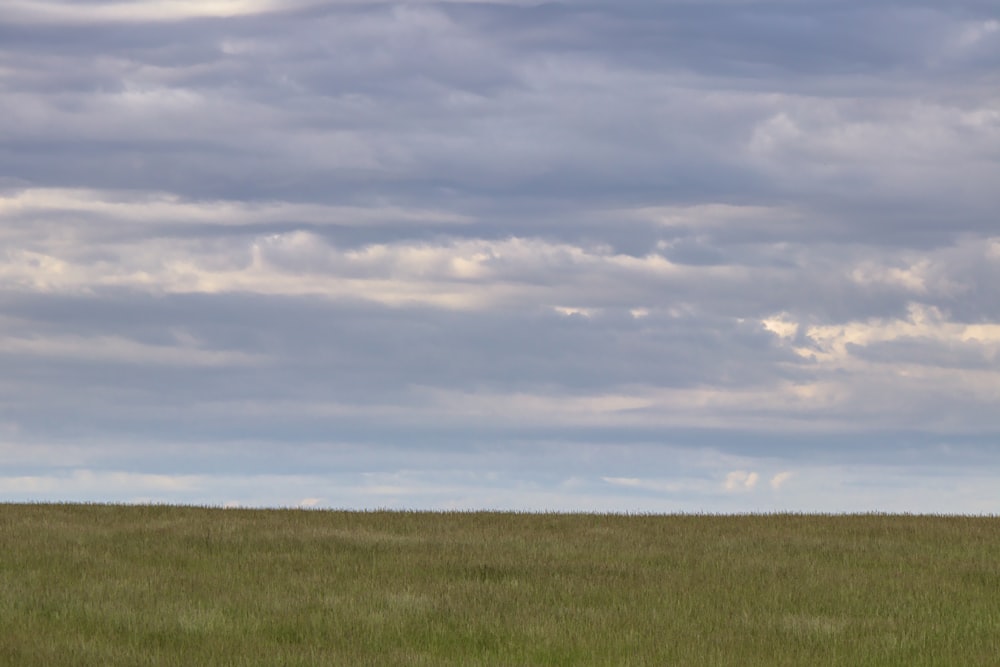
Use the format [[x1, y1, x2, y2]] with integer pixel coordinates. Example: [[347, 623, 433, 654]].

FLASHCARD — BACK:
[[0, 505, 998, 665]]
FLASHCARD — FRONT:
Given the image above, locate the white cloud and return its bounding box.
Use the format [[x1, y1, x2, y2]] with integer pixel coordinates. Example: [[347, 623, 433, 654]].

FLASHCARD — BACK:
[[954, 19, 1000, 48], [2, 0, 311, 23], [724, 470, 759, 492], [0, 333, 266, 367], [0, 442, 996, 513], [553, 306, 599, 318], [0, 469, 201, 495], [0, 195, 703, 309], [602, 477, 642, 488], [770, 471, 794, 490], [0, 188, 473, 229]]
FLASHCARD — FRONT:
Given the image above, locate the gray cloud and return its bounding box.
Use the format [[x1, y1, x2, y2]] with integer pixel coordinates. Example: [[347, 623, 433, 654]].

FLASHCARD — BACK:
[[2, 0, 999, 509]]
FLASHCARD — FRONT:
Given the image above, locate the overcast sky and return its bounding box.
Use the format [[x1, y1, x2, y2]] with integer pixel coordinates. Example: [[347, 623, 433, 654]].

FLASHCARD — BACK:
[[2, 0, 999, 512]]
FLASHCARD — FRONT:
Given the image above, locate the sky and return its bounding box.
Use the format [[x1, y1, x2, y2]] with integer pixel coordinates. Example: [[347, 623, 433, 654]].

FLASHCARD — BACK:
[[1, 0, 999, 512]]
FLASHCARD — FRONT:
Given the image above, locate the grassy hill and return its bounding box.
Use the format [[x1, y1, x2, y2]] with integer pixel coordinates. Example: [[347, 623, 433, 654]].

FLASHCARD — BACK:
[[1, 504, 997, 665]]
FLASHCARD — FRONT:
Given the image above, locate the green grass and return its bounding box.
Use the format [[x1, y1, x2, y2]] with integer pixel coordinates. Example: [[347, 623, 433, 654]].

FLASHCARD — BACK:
[[1, 505, 998, 665]]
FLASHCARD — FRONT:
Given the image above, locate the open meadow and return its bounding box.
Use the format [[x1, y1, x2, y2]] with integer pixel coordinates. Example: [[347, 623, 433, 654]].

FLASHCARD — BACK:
[[0, 504, 998, 665]]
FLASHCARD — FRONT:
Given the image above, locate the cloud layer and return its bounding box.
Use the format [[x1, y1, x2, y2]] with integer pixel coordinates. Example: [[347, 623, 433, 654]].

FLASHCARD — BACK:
[[2, 0, 999, 510]]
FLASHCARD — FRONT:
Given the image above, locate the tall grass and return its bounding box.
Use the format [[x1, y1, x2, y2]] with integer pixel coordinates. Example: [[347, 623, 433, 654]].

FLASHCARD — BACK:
[[1, 504, 997, 665]]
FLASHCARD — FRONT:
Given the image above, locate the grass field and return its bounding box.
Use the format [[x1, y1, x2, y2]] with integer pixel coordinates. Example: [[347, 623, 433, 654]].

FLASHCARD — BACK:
[[1, 505, 998, 665]]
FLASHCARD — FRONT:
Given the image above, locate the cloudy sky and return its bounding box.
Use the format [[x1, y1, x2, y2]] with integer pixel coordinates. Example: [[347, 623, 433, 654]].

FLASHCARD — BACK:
[[2, 0, 999, 512]]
